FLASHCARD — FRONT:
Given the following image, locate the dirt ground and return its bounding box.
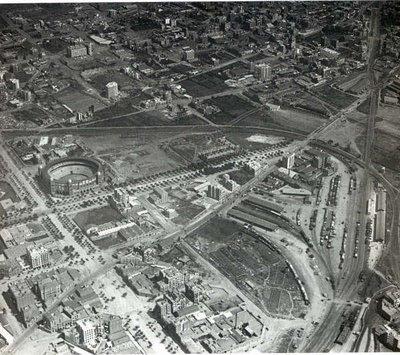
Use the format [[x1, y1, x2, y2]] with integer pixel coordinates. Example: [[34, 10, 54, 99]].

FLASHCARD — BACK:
[[81, 133, 181, 180]]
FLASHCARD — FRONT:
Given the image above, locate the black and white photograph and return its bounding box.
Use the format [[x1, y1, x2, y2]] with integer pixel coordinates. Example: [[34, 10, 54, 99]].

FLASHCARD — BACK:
[[0, 1, 399, 354]]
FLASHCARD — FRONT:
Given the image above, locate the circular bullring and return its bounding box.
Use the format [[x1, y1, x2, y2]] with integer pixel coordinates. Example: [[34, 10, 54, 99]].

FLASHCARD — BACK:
[[39, 157, 103, 196]]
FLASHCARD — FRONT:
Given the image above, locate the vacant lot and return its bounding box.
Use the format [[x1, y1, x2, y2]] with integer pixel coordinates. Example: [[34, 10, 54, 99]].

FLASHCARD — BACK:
[[312, 84, 357, 109], [88, 116, 137, 127], [131, 110, 198, 126], [88, 70, 136, 94], [89, 110, 205, 128], [238, 107, 325, 134], [73, 206, 123, 231], [203, 94, 256, 124], [346, 76, 368, 95], [14, 70, 34, 84], [288, 90, 331, 116], [0, 181, 19, 202], [197, 49, 235, 65], [227, 132, 286, 151], [180, 72, 229, 97], [357, 98, 370, 114], [0, 16, 8, 29], [129, 91, 153, 107], [93, 98, 139, 121], [169, 63, 194, 74], [188, 217, 240, 245], [13, 107, 48, 126], [56, 87, 106, 113], [170, 197, 204, 225], [42, 38, 69, 54], [83, 134, 180, 180], [93, 233, 126, 250], [357, 130, 400, 172], [228, 169, 254, 185], [0, 181, 20, 216]]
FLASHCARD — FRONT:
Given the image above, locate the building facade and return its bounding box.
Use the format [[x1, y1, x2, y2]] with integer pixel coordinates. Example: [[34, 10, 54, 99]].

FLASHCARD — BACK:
[[28, 246, 50, 269], [106, 82, 119, 99]]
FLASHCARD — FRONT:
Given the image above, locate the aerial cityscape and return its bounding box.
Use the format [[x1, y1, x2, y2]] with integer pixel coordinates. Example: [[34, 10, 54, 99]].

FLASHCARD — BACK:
[[0, 1, 399, 354]]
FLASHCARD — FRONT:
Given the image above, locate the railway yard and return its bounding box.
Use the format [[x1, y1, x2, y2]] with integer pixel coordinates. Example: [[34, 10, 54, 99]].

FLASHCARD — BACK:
[[0, 1, 400, 354]]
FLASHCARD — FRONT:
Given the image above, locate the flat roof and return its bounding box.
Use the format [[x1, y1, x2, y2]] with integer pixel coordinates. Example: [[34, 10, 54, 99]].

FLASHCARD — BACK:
[[245, 194, 284, 213], [228, 208, 278, 231]]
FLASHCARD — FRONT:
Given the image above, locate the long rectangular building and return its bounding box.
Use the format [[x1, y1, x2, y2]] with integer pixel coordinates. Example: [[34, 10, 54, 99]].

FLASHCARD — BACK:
[[376, 189, 387, 212], [374, 210, 386, 242], [227, 208, 278, 231], [244, 194, 284, 214]]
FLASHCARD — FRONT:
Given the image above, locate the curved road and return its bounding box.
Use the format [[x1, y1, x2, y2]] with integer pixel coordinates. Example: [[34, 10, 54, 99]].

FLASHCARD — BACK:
[[1, 126, 399, 353]]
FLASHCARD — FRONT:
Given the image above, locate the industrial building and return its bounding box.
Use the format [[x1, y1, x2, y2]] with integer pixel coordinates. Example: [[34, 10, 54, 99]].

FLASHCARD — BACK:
[[244, 194, 284, 214], [228, 208, 278, 231]]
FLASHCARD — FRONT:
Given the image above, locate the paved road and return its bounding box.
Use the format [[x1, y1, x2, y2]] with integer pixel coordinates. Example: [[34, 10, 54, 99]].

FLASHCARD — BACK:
[[2, 45, 400, 354], [6, 262, 117, 353], [3, 122, 397, 354]]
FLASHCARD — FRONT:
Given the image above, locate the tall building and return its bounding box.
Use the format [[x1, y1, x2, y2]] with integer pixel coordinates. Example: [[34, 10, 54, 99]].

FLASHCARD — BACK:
[[77, 319, 96, 346], [21, 90, 32, 101], [207, 185, 221, 201], [220, 174, 239, 191], [154, 187, 168, 203], [76, 112, 85, 121], [108, 9, 117, 17], [9, 78, 20, 91], [36, 277, 61, 303], [9, 282, 35, 311], [28, 246, 50, 269], [106, 82, 118, 99], [67, 44, 87, 58], [182, 47, 195, 62], [164, 90, 172, 103], [244, 161, 261, 176], [86, 42, 93, 56], [281, 153, 295, 169], [109, 187, 130, 212], [255, 63, 271, 81], [154, 299, 172, 320], [114, 187, 129, 206], [311, 156, 324, 169]]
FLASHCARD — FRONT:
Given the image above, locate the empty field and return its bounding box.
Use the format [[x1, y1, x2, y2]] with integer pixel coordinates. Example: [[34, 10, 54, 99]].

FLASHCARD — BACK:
[[42, 37, 69, 54], [88, 70, 137, 94], [89, 110, 205, 128], [73, 206, 123, 231], [93, 98, 139, 121], [188, 217, 241, 246], [0, 181, 20, 216], [238, 107, 325, 134], [181, 72, 229, 97], [92, 233, 126, 250], [227, 168, 254, 185], [312, 85, 357, 109], [357, 130, 400, 172], [13, 107, 49, 126], [170, 197, 205, 225], [203, 94, 257, 124], [197, 50, 236, 65], [82, 134, 181, 180], [56, 87, 106, 113]]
